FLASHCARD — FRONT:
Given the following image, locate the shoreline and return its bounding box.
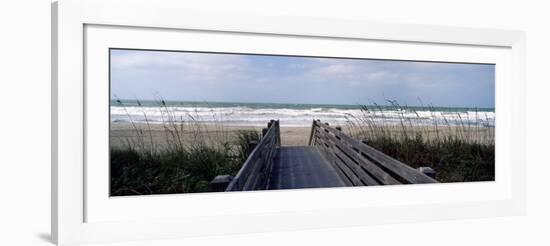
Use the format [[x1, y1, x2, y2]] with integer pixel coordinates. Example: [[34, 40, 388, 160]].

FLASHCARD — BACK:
[[111, 122, 494, 150], [110, 122, 313, 148]]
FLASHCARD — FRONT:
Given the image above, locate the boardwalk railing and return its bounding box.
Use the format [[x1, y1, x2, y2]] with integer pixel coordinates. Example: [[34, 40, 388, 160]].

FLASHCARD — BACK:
[[309, 120, 438, 186], [225, 120, 281, 191]]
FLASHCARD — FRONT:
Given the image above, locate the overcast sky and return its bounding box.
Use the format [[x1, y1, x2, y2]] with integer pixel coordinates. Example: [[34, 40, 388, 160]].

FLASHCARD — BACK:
[[110, 49, 495, 108]]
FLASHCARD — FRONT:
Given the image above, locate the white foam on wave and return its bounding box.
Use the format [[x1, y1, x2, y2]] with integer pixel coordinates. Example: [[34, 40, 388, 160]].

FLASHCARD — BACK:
[[111, 106, 495, 127]]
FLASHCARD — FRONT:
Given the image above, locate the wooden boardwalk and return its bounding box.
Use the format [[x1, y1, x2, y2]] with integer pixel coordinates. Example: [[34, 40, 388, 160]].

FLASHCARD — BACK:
[[222, 120, 437, 192], [268, 146, 345, 190]]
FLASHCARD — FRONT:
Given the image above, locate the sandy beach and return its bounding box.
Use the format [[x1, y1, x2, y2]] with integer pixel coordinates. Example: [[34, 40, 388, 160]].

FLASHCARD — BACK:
[[346, 124, 494, 144], [110, 122, 313, 149], [111, 121, 494, 151]]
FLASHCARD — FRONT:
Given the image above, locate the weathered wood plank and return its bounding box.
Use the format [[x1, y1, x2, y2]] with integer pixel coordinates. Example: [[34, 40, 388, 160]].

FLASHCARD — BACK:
[[226, 120, 281, 191], [321, 128, 400, 185], [333, 156, 363, 186], [311, 120, 437, 185], [308, 119, 316, 145], [268, 146, 346, 189], [333, 147, 379, 186], [319, 123, 436, 184], [321, 124, 428, 183], [242, 157, 263, 190], [317, 138, 356, 186], [314, 122, 360, 185]]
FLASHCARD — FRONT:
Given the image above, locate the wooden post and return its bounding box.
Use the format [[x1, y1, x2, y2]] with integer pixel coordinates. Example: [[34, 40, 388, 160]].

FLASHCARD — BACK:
[[209, 175, 234, 192], [275, 120, 281, 146], [308, 119, 316, 146], [417, 167, 436, 179], [248, 140, 258, 155]]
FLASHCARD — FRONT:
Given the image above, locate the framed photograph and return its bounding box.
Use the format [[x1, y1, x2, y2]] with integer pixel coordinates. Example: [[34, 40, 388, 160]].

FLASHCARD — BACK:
[[52, 0, 525, 245]]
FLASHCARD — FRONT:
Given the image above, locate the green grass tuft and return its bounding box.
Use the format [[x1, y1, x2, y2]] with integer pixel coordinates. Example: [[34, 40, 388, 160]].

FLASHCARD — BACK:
[[345, 101, 495, 182], [110, 99, 260, 196]]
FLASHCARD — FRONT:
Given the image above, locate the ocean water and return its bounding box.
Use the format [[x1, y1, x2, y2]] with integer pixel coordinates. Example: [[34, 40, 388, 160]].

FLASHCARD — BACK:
[[110, 100, 495, 127]]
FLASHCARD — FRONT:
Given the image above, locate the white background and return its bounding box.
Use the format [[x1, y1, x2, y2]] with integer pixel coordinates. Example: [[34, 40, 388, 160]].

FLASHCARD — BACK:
[[85, 25, 513, 224], [0, 0, 547, 245]]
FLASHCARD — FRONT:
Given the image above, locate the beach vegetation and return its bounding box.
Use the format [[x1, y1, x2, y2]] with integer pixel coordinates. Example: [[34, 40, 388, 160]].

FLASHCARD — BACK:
[[110, 99, 260, 196], [345, 100, 495, 182]]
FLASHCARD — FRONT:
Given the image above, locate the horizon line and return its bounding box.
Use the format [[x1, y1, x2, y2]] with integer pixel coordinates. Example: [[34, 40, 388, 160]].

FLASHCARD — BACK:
[[110, 98, 495, 110]]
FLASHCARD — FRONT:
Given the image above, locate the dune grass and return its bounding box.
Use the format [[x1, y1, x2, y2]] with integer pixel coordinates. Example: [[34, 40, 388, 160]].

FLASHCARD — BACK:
[[110, 99, 260, 196], [111, 97, 495, 195], [345, 100, 495, 182]]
